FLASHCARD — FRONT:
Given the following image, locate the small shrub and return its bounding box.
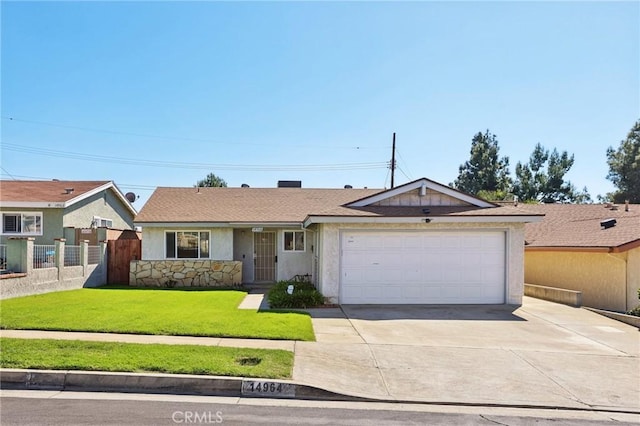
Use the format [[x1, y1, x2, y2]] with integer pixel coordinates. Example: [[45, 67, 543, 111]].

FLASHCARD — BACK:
[[268, 281, 324, 309], [627, 306, 640, 317]]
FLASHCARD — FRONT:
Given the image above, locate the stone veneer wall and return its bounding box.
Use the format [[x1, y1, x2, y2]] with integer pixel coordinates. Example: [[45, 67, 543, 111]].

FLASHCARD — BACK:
[[130, 260, 242, 287]]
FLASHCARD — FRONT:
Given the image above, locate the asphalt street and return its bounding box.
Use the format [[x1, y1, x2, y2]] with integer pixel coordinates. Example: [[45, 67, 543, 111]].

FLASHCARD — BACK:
[[2, 390, 639, 426]]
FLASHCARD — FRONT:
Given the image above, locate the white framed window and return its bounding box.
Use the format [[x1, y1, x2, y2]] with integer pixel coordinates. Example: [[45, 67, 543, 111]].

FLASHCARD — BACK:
[[165, 231, 210, 259], [92, 216, 113, 228], [284, 230, 305, 252], [2, 212, 43, 235]]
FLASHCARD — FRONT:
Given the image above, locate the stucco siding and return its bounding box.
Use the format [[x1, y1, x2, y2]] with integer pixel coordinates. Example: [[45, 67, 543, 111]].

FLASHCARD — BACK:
[[525, 251, 627, 311], [0, 208, 63, 245], [628, 248, 640, 312], [141, 227, 233, 260], [231, 228, 314, 283], [63, 190, 134, 231], [318, 222, 525, 305]]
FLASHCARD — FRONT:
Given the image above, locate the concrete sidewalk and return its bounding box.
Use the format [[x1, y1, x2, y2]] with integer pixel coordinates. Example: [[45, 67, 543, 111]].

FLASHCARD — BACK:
[[2, 297, 639, 414], [0, 330, 294, 351]]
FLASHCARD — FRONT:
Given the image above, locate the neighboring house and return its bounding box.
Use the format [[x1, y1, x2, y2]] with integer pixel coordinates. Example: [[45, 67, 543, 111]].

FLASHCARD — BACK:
[[135, 178, 541, 305], [520, 203, 640, 312], [0, 180, 137, 246]]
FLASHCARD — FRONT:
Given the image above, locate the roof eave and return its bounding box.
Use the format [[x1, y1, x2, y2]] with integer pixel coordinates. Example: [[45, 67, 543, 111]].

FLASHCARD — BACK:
[[304, 214, 543, 227]]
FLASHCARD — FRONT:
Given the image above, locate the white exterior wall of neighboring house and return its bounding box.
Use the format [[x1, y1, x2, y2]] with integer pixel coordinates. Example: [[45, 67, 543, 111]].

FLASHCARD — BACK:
[[316, 222, 526, 305], [142, 227, 233, 260]]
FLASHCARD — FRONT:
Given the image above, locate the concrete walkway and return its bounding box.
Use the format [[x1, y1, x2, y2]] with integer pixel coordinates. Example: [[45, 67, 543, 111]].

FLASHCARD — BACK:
[[2, 297, 638, 413]]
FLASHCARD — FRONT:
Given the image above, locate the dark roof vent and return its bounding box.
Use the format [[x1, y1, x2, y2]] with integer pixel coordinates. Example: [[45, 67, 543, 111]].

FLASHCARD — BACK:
[[278, 180, 302, 188], [64, 188, 74, 194], [600, 218, 617, 229], [344, 185, 353, 189], [241, 183, 250, 188]]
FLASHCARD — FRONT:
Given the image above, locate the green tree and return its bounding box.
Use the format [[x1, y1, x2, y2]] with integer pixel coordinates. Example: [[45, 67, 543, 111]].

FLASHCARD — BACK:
[[513, 143, 588, 203], [453, 130, 512, 198], [606, 119, 640, 203], [195, 173, 227, 188]]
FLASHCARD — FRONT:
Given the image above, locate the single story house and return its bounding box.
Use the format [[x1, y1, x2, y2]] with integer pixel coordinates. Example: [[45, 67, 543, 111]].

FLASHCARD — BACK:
[[520, 203, 640, 312], [135, 178, 541, 305], [0, 180, 138, 246]]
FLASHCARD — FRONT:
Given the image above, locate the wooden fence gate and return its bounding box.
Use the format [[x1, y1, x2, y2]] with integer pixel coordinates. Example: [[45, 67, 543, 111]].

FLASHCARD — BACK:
[[107, 239, 141, 284]]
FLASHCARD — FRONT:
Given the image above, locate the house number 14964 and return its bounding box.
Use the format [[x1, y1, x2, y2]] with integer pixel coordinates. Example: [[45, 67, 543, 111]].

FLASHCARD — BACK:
[[241, 380, 295, 398]]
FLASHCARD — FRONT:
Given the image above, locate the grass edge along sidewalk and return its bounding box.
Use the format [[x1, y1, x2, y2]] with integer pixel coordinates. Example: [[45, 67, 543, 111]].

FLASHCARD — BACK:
[[0, 337, 294, 379], [0, 286, 315, 341]]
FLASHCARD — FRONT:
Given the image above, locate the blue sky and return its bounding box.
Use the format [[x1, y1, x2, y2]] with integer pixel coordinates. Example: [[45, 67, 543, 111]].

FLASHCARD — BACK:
[[1, 1, 638, 209]]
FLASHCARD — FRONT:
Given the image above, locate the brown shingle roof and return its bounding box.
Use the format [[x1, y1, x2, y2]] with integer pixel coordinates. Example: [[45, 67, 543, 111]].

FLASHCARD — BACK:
[[136, 186, 543, 224], [135, 187, 384, 223], [0, 180, 111, 203], [518, 203, 640, 250]]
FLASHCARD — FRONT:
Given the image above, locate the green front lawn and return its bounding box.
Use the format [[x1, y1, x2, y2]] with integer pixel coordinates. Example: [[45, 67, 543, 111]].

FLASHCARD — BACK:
[[0, 338, 293, 379], [0, 286, 314, 341]]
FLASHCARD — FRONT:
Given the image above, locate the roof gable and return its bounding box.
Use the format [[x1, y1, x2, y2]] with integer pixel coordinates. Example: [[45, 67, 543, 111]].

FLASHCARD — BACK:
[[347, 178, 496, 208], [0, 180, 137, 215]]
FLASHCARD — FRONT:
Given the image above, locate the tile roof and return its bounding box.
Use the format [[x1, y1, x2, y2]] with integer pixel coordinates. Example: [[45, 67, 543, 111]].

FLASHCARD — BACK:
[[0, 180, 111, 203], [518, 203, 640, 250]]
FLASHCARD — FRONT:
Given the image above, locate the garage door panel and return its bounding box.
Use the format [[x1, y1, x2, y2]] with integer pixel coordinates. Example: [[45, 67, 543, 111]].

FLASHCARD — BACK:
[[341, 231, 506, 304]]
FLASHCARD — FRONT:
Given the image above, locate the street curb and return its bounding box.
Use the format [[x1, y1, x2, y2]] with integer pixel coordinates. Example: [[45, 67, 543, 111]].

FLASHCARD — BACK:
[[0, 369, 371, 402], [2, 368, 640, 415]]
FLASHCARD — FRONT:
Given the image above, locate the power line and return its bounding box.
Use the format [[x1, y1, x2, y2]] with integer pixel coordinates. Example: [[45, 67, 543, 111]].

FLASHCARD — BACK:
[[1, 116, 388, 150], [1, 142, 388, 172], [395, 150, 414, 180], [0, 166, 17, 180]]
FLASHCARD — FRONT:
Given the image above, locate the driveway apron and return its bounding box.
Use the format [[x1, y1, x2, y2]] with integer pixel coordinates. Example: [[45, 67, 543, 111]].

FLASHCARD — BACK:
[[292, 297, 640, 411]]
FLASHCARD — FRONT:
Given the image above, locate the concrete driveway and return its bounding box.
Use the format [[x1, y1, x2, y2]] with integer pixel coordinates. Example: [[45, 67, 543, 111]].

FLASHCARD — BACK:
[[292, 297, 640, 412]]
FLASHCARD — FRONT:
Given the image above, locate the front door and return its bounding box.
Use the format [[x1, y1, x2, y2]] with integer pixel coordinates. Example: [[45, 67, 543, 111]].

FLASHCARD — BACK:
[[254, 232, 276, 282]]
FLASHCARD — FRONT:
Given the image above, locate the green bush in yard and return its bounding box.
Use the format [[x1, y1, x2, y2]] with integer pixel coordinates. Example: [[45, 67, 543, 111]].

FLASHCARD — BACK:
[[627, 289, 640, 317], [268, 281, 324, 309]]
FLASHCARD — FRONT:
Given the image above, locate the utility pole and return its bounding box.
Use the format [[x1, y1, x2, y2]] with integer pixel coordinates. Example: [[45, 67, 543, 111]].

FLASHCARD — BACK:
[[390, 132, 396, 188]]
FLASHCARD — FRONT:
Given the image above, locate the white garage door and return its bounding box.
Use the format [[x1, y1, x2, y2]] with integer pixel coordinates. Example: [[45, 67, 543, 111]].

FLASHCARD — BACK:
[[340, 231, 505, 304]]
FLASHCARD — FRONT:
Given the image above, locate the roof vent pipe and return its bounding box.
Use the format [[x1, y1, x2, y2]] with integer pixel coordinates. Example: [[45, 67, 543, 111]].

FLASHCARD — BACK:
[[420, 182, 427, 196], [625, 200, 630, 212]]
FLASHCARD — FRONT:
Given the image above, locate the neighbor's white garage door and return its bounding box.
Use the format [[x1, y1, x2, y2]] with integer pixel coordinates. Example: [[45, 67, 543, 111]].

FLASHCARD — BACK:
[[340, 231, 505, 304]]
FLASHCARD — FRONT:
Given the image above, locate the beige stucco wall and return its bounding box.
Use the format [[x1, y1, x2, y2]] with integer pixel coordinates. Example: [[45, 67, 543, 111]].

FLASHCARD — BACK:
[[141, 227, 233, 260], [627, 248, 640, 311], [524, 249, 638, 312], [317, 222, 525, 305]]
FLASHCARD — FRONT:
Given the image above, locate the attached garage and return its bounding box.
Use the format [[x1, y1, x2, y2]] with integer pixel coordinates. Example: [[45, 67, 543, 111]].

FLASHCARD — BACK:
[[340, 230, 506, 304]]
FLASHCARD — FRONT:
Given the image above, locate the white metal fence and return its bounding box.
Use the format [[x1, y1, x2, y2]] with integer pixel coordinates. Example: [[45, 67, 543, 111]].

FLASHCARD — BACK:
[[88, 246, 101, 265], [33, 245, 56, 269], [64, 245, 81, 267]]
